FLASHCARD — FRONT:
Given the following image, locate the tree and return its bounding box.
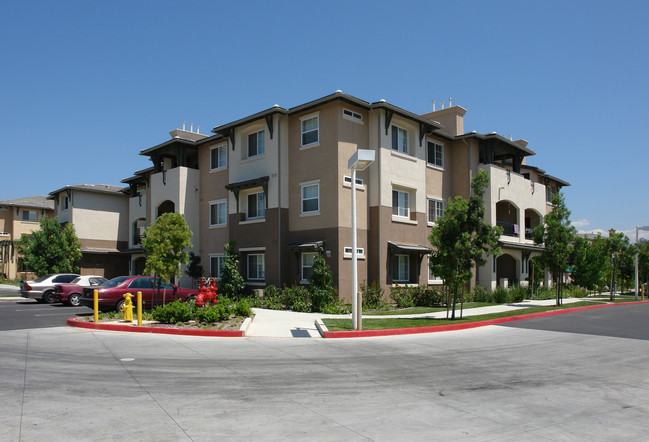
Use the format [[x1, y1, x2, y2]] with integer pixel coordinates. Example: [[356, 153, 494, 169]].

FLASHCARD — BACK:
[[638, 240, 649, 288], [185, 252, 204, 288], [428, 170, 502, 319], [219, 240, 246, 300], [533, 192, 575, 305], [604, 231, 631, 299], [17, 216, 82, 277], [570, 234, 607, 291], [142, 212, 193, 305]]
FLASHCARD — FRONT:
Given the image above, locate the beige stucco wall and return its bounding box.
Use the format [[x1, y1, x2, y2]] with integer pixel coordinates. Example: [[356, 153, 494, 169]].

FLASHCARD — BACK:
[[70, 191, 129, 244]]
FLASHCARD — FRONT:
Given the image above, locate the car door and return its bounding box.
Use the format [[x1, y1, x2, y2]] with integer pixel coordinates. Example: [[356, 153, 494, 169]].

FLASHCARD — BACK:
[[152, 279, 177, 306], [127, 277, 155, 308]]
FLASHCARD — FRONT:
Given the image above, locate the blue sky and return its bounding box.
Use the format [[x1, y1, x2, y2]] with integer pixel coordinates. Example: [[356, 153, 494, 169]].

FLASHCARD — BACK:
[[2, 0, 648, 241]]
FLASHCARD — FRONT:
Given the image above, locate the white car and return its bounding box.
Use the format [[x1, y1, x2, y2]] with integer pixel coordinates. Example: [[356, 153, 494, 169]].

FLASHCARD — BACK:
[[20, 274, 80, 303], [52, 275, 108, 306]]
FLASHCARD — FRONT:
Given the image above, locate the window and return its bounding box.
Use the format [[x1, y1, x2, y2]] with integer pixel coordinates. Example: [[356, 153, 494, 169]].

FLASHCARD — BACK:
[[392, 255, 409, 282], [248, 254, 265, 280], [343, 176, 363, 186], [248, 130, 265, 157], [343, 108, 362, 122], [546, 186, 553, 203], [427, 198, 444, 223], [301, 182, 319, 214], [301, 252, 317, 281], [301, 116, 319, 146], [391, 125, 408, 153], [209, 200, 227, 227], [247, 192, 265, 220], [343, 247, 365, 258], [428, 256, 441, 282], [61, 196, 69, 210], [427, 141, 444, 168], [210, 144, 227, 170], [22, 210, 37, 222], [392, 190, 409, 218], [210, 255, 225, 279], [128, 278, 154, 289]]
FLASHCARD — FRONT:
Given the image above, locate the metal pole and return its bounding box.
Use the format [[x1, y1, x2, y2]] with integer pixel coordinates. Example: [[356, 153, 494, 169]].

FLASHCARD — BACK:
[[351, 168, 359, 330], [635, 226, 638, 300]]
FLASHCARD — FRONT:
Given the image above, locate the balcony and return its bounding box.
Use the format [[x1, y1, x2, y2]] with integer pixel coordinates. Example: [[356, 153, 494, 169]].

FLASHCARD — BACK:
[[497, 221, 519, 238]]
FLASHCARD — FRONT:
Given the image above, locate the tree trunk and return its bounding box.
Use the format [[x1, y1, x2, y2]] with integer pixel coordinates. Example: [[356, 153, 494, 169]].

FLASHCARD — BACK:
[[451, 285, 458, 320]]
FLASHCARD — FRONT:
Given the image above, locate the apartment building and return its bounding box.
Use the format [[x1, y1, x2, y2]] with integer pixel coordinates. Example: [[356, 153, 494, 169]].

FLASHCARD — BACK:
[[48, 184, 129, 278], [123, 91, 569, 299], [0, 196, 54, 279]]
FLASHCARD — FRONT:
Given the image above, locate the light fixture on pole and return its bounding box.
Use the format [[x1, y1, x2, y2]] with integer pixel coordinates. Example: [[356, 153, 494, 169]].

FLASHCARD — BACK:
[[348, 149, 375, 330], [635, 225, 649, 299]]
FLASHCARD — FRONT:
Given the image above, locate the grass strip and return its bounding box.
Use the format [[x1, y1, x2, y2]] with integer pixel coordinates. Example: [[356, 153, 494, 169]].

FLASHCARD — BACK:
[[323, 301, 610, 331]]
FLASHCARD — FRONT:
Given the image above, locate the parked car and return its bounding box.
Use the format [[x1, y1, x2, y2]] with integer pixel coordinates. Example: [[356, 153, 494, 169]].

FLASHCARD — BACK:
[[79, 276, 197, 313], [20, 273, 80, 303], [52, 275, 108, 306]]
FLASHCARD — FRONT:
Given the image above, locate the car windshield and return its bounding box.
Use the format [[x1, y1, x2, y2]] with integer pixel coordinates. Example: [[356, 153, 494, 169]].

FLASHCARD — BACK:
[[34, 275, 53, 283], [101, 276, 129, 288]]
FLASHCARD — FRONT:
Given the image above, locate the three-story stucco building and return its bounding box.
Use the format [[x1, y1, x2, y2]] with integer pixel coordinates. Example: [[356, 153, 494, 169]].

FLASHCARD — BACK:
[[122, 92, 569, 298]]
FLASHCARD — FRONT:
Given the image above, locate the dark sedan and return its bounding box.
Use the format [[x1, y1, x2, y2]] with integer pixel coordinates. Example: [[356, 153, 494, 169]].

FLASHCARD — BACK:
[[79, 276, 197, 313]]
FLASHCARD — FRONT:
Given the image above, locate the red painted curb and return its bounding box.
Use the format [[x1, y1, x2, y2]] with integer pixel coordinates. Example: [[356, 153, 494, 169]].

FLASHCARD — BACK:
[[323, 301, 649, 338], [66, 317, 244, 337]]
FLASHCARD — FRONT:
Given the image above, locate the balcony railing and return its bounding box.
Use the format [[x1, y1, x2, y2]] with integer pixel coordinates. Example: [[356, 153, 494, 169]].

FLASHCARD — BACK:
[[497, 221, 519, 237]]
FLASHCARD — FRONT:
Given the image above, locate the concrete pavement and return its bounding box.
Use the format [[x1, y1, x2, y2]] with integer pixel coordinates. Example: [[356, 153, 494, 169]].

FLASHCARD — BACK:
[[3, 304, 649, 441]]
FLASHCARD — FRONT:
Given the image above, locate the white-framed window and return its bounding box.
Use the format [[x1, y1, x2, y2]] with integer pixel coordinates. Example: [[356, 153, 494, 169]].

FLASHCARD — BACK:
[[343, 175, 363, 186], [343, 108, 363, 123], [428, 255, 441, 283], [392, 254, 410, 282], [248, 130, 265, 158], [247, 192, 265, 220], [247, 254, 265, 280], [210, 255, 225, 279], [301, 252, 317, 281], [427, 198, 444, 224], [301, 115, 319, 146], [301, 182, 319, 214], [209, 200, 227, 227], [392, 189, 409, 218], [210, 144, 227, 170], [343, 247, 365, 258], [22, 210, 37, 222], [391, 125, 408, 153], [427, 141, 444, 168]]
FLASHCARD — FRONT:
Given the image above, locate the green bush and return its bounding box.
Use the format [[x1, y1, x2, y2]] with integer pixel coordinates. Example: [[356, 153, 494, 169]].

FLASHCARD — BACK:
[[362, 282, 387, 310], [493, 286, 510, 304], [471, 285, 493, 303], [412, 286, 445, 307], [390, 285, 415, 308], [534, 286, 555, 300], [309, 286, 338, 312], [195, 303, 230, 323], [282, 285, 311, 312], [261, 285, 284, 310], [321, 299, 351, 314], [151, 299, 194, 323], [508, 285, 527, 302], [234, 298, 252, 317]]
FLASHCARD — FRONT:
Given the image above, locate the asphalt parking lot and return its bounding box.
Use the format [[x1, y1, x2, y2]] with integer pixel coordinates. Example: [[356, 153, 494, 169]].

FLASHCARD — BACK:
[[2, 303, 649, 441]]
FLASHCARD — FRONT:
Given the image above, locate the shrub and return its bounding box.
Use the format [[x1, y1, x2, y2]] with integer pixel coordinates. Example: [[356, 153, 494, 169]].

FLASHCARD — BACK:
[[493, 286, 510, 304], [508, 285, 527, 303], [151, 299, 194, 323], [321, 299, 351, 314], [195, 303, 230, 323], [471, 285, 493, 303], [412, 286, 445, 307], [282, 285, 311, 312], [261, 285, 284, 310], [361, 282, 387, 310], [309, 286, 337, 312], [390, 285, 415, 308], [234, 298, 252, 317]]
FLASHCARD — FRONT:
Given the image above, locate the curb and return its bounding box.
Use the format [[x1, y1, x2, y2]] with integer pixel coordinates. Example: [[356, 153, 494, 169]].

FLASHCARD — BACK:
[[322, 301, 649, 338], [66, 317, 244, 337]]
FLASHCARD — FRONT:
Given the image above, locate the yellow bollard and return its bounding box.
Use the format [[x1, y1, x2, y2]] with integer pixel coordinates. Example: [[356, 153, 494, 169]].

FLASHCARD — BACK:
[[93, 289, 99, 323], [137, 291, 142, 326], [122, 292, 134, 322]]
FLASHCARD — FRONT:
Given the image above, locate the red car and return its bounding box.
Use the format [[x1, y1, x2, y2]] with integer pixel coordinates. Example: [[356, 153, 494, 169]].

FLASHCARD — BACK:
[[52, 275, 107, 306], [79, 276, 197, 313]]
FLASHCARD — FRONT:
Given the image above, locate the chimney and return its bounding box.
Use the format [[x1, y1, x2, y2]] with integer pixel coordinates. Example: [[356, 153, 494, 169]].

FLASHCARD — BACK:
[[421, 103, 467, 137], [169, 121, 208, 141]]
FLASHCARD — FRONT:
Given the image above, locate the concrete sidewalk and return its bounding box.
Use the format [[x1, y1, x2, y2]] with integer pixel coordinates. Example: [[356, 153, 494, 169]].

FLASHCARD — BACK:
[[247, 297, 613, 338]]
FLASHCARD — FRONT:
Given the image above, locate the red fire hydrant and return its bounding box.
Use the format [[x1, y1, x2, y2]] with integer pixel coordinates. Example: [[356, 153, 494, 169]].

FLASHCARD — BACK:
[[207, 278, 218, 304], [195, 278, 207, 307]]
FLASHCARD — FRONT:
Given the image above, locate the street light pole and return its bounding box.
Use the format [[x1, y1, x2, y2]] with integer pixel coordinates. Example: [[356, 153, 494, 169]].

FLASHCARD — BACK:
[[635, 226, 649, 299], [348, 149, 375, 331]]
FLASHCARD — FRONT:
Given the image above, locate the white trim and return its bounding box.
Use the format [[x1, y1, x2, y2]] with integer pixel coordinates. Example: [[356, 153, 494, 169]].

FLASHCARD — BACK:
[[426, 140, 444, 169], [209, 144, 227, 171], [209, 199, 227, 228], [239, 247, 267, 252], [343, 247, 365, 259], [300, 113, 319, 148], [300, 181, 320, 215], [247, 129, 265, 158], [342, 108, 363, 124]]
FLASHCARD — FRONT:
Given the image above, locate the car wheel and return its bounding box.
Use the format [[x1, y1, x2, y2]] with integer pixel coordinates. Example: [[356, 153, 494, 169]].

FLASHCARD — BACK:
[[68, 293, 81, 307], [42, 290, 56, 304], [115, 299, 125, 313]]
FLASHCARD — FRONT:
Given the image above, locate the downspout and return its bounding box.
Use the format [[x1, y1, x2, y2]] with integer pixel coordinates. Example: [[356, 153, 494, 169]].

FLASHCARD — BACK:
[[277, 115, 282, 287]]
